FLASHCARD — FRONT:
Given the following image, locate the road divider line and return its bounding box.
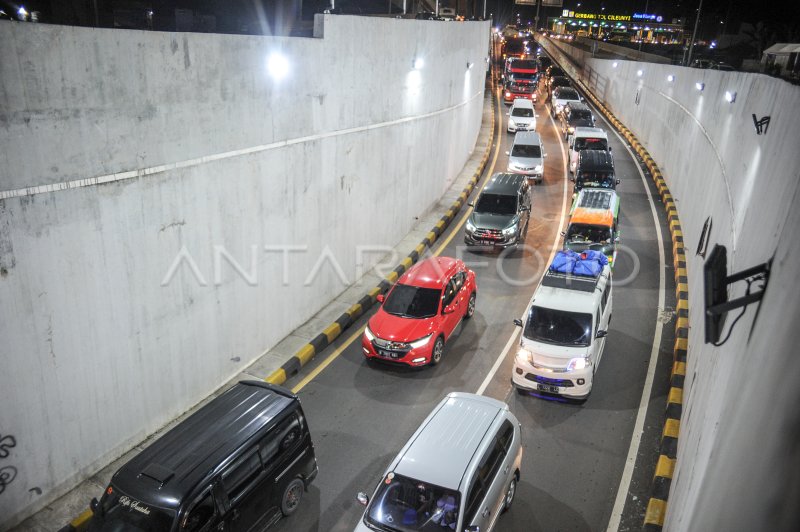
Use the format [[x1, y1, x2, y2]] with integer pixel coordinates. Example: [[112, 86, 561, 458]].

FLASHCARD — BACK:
[[477, 95, 571, 397], [595, 100, 667, 532]]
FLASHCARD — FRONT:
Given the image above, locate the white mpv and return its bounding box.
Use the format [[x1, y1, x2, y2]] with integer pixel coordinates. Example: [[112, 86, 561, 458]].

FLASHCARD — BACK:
[[512, 254, 612, 401]]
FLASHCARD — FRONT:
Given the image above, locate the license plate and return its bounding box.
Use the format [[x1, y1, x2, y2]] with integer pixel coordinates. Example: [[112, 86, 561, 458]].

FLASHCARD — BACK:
[[537, 384, 559, 393], [378, 349, 398, 359]]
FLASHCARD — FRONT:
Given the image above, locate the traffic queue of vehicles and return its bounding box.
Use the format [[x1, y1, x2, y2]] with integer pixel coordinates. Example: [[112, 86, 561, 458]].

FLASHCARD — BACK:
[[84, 49, 624, 532]]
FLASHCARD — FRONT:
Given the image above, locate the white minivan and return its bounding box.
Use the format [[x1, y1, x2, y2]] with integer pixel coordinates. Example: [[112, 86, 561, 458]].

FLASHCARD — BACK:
[[567, 127, 610, 174], [512, 252, 612, 401], [507, 98, 537, 133], [354, 393, 522, 532]]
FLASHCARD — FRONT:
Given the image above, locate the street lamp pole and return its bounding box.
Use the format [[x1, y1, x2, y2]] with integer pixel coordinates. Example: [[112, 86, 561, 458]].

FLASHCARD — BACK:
[[686, 0, 704, 66], [534, 0, 541, 31]]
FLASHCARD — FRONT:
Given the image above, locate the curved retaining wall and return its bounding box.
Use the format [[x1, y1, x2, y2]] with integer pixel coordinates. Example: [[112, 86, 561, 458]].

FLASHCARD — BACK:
[[542, 37, 800, 530], [0, 16, 489, 527]]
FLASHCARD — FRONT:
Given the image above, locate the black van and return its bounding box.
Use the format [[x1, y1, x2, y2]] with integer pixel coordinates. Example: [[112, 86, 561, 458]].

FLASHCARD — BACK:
[[87, 381, 317, 532], [574, 149, 619, 193]]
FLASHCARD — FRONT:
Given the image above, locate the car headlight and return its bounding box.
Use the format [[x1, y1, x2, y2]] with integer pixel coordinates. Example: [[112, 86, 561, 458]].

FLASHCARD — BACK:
[[516, 348, 533, 364], [508, 120, 516, 128], [502, 223, 518, 236], [465, 219, 476, 233], [364, 325, 375, 341], [534, 165, 543, 173], [568, 126, 575, 133], [567, 357, 591, 371], [505, 91, 511, 97], [409, 334, 432, 349]]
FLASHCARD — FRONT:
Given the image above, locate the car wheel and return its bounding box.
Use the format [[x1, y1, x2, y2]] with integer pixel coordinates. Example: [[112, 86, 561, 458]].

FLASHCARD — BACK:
[[503, 477, 517, 512], [430, 337, 445, 365], [465, 292, 476, 319], [280, 478, 305, 516]]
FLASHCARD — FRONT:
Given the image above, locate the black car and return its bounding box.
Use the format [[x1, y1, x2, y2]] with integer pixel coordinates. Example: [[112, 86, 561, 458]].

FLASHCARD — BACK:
[[88, 381, 318, 532], [559, 102, 595, 140], [574, 150, 619, 193]]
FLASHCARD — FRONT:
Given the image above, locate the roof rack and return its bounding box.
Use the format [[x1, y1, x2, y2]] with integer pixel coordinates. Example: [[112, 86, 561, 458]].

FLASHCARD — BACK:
[[542, 269, 602, 292], [576, 189, 614, 210]]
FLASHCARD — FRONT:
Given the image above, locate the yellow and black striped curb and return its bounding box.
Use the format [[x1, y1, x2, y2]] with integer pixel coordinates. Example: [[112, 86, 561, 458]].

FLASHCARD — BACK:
[[542, 44, 687, 531], [263, 96, 496, 387], [56, 508, 93, 532]]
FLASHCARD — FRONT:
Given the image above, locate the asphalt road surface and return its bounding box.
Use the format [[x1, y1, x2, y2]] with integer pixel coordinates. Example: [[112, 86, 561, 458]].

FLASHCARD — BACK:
[[271, 49, 675, 532]]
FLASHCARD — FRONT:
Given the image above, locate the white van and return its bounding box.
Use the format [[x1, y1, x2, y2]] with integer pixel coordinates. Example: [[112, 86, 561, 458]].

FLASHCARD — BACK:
[[354, 393, 522, 532], [567, 127, 610, 174], [507, 98, 537, 133], [512, 254, 612, 401]]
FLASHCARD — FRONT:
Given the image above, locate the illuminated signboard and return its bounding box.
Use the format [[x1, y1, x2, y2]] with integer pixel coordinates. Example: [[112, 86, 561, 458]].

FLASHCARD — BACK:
[[633, 13, 664, 22], [560, 9, 664, 23]]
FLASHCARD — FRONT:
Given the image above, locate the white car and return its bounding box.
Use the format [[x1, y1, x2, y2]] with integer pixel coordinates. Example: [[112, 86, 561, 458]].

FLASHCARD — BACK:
[[507, 98, 537, 133], [512, 252, 612, 401], [567, 127, 610, 174], [551, 86, 582, 117]]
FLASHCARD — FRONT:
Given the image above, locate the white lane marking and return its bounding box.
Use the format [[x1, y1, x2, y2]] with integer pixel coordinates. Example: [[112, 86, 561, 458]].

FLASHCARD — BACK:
[[600, 109, 667, 532], [1, 90, 485, 200], [476, 98, 570, 396]]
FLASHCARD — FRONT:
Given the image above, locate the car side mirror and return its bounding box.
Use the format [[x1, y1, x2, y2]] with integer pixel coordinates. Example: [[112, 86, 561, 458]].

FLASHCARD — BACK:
[[357, 492, 369, 506], [595, 330, 608, 339], [465, 527, 480, 532], [543, 153, 548, 158], [443, 305, 455, 315], [608, 146, 613, 152], [90, 497, 99, 514], [468, 201, 474, 207], [513, 318, 523, 327], [560, 231, 566, 236], [616, 179, 621, 185], [376, 294, 385, 303], [505, 151, 510, 156]]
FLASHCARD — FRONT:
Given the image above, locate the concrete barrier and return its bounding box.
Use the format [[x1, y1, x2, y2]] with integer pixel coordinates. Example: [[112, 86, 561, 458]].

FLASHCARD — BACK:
[[0, 16, 489, 527], [543, 37, 800, 530]]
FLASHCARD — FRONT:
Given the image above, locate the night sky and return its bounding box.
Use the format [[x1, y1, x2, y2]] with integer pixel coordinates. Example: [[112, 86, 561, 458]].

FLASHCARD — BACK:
[[491, 0, 792, 40]]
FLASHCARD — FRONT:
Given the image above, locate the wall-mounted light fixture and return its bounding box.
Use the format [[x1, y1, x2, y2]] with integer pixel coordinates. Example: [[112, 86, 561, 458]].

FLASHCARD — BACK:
[[667, 74, 676, 82], [612, 61, 618, 68], [267, 52, 289, 81], [413, 58, 424, 70], [637, 69, 643, 77], [466, 62, 474, 70], [696, 82, 705, 91], [725, 90, 736, 103]]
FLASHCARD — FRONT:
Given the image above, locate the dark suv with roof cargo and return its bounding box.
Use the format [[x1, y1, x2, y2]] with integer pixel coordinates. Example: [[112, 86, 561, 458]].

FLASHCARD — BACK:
[[87, 381, 317, 532], [559, 102, 595, 140], [464, 173, 531, 249]]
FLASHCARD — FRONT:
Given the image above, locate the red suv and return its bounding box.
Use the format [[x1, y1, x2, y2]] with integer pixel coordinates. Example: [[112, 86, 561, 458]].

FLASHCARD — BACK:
[[362, 257, 477, 367]]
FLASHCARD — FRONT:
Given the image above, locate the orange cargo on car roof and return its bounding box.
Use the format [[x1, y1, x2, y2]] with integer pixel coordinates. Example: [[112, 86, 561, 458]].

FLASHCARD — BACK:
[[570, 208, 614, 227]]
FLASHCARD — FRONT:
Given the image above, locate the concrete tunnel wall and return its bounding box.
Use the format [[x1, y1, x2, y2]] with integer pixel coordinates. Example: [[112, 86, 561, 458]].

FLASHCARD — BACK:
[[0, 16, 489, 526], [544, 37, 800, 530]]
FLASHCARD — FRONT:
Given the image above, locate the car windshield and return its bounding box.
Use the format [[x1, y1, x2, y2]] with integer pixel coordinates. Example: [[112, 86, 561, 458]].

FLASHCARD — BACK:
[[383, 284, 441, 319], [511, 143, 542, 158], [365, 473, 461, 532], [524, 306, 593, 346], [571, 110, 592, 121], [475, 193, 518, 215], [555, 88, 579, 100], [551, 77, 570, 87], [93, 487, 176, 532], [549, 68, 565, 77], [512, 60, 537, 70], [566, 223, 612, 243], [508, 83, 533, 93], [510, 72, 536, 81], [577, 171, 615, 188], [512, 107, 534, 117], [574, 138, 608, 151]]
